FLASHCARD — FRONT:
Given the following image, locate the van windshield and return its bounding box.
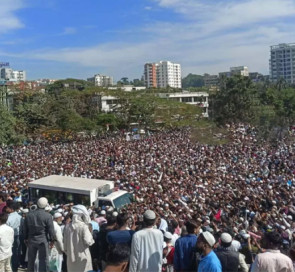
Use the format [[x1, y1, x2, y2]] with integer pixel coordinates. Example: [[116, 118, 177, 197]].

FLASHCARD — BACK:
[[113, 193, 131, 210]]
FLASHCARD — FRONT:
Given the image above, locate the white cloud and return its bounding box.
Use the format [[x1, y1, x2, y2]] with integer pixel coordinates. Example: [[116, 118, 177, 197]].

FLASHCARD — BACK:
[[60, 27, 77, 35], [153, 0, 295, 34], [3, 0, 295, 79], [0, 0, 25, 33]]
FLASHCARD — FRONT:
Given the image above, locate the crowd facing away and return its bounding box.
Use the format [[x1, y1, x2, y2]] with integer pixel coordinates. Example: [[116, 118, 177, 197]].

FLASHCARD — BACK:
[[1, 125, 295, 271]]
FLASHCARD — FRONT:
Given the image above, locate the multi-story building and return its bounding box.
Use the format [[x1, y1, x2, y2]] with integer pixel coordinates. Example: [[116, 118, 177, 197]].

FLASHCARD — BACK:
[[0, 68, 26, 81], [158, 92, 209, 117], [144, 63, 157, 88], [219, 66, 249, 78], [108, 85, 146, 92], [156, 61, 182, 88], [144, 61, 182, 88], [204, 73, 219, 87], [87, 74, 113, 87], [270, 43, 295, 84], [230, 66, 249, 77]]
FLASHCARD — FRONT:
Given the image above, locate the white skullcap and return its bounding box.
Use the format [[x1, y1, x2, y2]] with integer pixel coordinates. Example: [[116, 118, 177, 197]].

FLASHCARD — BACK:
[[239, 230, 250, 239], [45, 206, 52, 212], [100, 210, 106, 215], [143, 210, 156, 220], [220, 233, 232, 244], [37, 197, 48, 209], [112, 212, 118, 217], [22, 209, 29, 214], [54, 212, 63, 219], [164, 232, 173, 240], [202, 231, 216, 247]]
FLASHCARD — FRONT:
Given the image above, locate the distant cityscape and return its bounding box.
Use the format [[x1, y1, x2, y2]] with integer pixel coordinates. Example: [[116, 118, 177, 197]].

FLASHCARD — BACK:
[[0, 43, 295, 90]]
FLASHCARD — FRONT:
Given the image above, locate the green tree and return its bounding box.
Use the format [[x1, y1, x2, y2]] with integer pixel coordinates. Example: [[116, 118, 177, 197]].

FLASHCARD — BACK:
[[182, 74, 204, 88], [0, 104, 20, 145], [117, 77, 130, 86], [132, 78, 145, 87], [14, 92, 53, 134], [211, 75, 258, 124]]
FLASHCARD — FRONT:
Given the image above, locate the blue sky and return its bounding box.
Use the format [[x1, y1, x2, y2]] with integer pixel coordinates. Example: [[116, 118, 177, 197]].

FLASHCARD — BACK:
[[1, 0, 295, 81]]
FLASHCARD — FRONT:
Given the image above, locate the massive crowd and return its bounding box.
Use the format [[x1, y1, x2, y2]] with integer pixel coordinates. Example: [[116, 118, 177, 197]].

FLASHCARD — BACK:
[[1, 124, 295, 271]]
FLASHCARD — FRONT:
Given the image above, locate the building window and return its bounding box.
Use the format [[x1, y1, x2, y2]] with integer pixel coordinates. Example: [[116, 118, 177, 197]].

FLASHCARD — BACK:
[[182, 97, 192, 102]]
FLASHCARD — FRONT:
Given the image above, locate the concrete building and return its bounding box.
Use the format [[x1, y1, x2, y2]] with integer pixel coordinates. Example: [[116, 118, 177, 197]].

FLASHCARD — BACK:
[[270, 43, 295, 84], [219, 66, 249, 78], [230, 66, 249, 77], [158, 92, 209, 117], [100, 96, 120, 112], [108, 85, 146, 92], [144, 61, 182, 88], [204, 73, 219, 87], [0, 68, 26, 81], [87, 74, 113, 87], [144, 63, 157, 88], [156, 61, 182, 88]]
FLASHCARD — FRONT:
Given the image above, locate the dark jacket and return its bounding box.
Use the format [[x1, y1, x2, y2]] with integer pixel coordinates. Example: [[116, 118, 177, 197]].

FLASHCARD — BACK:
[[215, 248, 239, 272], [23, 208, 56, 244]]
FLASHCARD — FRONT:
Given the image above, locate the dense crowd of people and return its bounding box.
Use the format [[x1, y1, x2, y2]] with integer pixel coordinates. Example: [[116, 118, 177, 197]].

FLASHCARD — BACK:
[[1, 124, 295, 271]]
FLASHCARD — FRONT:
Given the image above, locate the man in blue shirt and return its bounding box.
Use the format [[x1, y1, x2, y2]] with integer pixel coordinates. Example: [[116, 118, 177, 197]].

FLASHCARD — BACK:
[[196, 231, 222, 272], [174, 220, 200, 271], [107, 212, 135, 245]]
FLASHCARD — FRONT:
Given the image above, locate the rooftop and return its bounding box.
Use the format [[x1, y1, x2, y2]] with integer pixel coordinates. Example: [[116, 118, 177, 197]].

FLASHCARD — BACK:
[[28, 175, 114, 192]]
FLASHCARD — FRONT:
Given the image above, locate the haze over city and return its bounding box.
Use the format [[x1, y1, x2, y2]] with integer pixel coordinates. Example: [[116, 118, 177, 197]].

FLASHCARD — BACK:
[[1, 0, 295, 80]]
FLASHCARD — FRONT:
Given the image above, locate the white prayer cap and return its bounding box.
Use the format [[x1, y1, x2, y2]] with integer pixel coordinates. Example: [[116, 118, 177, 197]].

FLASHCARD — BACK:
[[37, 197, 48, 209], [54, 212, 63, 219], [202, 231, 216, 247]]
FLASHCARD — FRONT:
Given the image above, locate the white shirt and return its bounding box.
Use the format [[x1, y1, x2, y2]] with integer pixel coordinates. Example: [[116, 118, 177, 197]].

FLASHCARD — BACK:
[[171, 233, 179, 246], [129, 227, 164, 272], [0, 224, 14, 261], [251, 249, 294, 272], [53, 221, 64, 254]]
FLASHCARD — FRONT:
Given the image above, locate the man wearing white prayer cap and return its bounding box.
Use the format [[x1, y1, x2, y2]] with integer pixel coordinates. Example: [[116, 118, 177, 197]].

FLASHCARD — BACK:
[[63, 205, 94, 272], [215, 233, 248, 272], [196, 231, 222, 272], [50, 212, 64, 272], [24, 197, 56, 272], [129, 210, 163, 272]]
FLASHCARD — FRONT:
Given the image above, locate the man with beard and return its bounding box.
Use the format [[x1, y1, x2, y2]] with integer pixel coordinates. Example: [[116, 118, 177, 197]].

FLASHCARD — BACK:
[[196, 231, 222, 272]]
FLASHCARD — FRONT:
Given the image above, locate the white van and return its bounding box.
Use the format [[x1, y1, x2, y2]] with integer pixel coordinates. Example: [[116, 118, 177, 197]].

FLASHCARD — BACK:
[[28, 175, 131, 210]]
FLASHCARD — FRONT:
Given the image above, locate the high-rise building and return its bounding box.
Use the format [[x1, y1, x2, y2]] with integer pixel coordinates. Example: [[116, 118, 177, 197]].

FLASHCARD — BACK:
[[87, 74, 113, 87], [144, 63, 157, 88], [0, 68, 26, 81], [144, 61, 182, 88], [157, 61, 182, 88], [270, 43, 295, 84]]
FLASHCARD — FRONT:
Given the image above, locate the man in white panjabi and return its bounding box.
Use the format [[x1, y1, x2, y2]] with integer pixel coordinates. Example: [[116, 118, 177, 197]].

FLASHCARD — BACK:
[[49, 212, 64, 272], [129, 210, 164, 272], [64, 205, 94, 272]]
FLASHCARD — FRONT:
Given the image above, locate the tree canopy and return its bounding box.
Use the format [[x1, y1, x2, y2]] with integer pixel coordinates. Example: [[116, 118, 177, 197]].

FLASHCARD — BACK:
[[182, 74, 204, 88]]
